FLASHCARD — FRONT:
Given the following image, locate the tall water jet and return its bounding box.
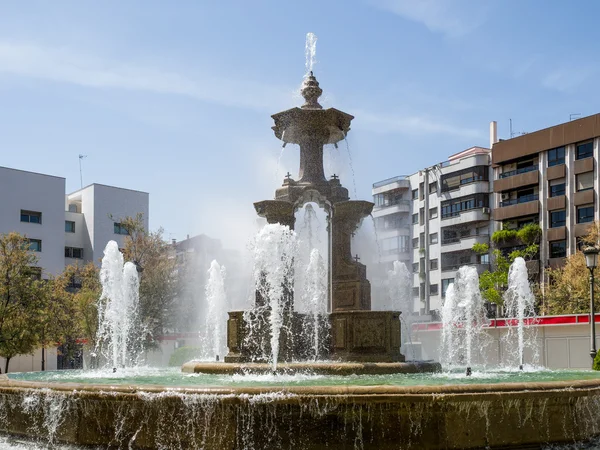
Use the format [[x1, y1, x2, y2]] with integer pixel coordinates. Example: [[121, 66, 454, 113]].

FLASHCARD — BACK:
[[440, 267, 487, 369], [303, 248, 328, 359], [202, 260, 228, 361], [252, 224, 298, 370], [440, 283, 457, 367], [95, 241, 141, 369], [305, 32, 317, 75], [504, 257, 538, 369], [387, 261, 413, 356]]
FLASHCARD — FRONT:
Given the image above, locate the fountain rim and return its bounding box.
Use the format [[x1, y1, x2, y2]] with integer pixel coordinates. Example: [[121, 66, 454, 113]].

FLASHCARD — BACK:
[[3, 374, 600, 398]]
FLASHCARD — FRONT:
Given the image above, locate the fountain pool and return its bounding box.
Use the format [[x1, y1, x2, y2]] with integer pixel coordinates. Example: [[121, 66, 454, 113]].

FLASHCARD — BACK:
[[2, 368, 600, 449]]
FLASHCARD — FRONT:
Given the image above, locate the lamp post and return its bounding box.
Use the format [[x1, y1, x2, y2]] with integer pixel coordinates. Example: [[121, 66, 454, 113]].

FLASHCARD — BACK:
[[583, 246, 599, 362]]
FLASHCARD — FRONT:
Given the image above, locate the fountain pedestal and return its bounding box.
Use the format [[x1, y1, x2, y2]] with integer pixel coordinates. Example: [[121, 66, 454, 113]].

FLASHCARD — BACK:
[[223, 72, 409, 367]]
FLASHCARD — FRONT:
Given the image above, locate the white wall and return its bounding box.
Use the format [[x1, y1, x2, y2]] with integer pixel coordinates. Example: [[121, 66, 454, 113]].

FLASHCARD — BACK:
[[0, 167, 66, 277]]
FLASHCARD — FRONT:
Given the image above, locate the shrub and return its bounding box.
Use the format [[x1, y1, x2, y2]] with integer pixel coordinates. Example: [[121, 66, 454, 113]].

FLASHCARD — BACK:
[[168, 346, 203, 367], [516, 223, 542, 245], [491, 229, 518, 244], [594, 351, 600, 371]]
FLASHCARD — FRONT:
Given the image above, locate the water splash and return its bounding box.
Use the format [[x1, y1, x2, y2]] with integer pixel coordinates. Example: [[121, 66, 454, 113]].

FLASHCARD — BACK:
[[343, 137, 358, 199], [253, 224, 298, 370], [202, 260, 228, 361], [95, 241, 142, 369], [503, 257, 538, 368], [387, 261, 413, 357], [305, 32, 317, 75], [440, 266, 487, 368], [304, 248, 328, 359]]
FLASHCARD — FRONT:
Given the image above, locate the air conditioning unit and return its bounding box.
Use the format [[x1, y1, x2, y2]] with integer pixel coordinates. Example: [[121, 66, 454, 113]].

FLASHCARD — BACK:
[[482, 207, 491, 214], [501, 193, 510, 200]]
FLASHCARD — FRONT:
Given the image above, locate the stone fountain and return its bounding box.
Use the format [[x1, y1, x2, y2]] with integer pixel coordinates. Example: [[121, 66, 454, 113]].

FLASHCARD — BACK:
[[185, 72, 432, 374]]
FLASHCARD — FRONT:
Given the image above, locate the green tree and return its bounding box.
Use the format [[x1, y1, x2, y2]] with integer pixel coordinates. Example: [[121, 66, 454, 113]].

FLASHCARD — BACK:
[[0, 233, 47, 373], [117, 214, 177, 346], [474, 223, 541, 305]]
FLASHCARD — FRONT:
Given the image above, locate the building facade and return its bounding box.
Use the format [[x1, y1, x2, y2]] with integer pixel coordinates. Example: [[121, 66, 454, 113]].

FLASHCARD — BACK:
[[0, 166, 149, 277], [408, 147, 492, 314], [491, 113, 600, 284]]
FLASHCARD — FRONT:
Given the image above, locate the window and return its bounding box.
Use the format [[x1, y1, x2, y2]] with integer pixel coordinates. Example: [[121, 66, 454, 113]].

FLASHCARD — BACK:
[[479, 253, 490, 264], [381, 236, 410, 254], [420, 232, 425, 247], [549, 210, 566, 228], [429, 284, 439, 295], [28, 239, 42, 252], [419, 208, 425, 224], [547, 147, 565, 167], [412, 237, 419, 249], [429, 182, 437, 193], [577, 205, 594, 224], [65, 247, 83, 259], [412, 287, 419, 297], [429, 233, 438, 244], [114, 223, 129, 235], [374, 190, 406, 207], [412, 189, 418, 200], [419, 283, 425, 300], [419, 182, 425, 200], [442, 278, 454, 297], [430, 259, 438, 270], [576, 141, 593, 160], [429, 207, 438, 219], [549, 179, 565, 197], [412, 263, 419, 273], [441, 194, 489, 219], [412, 213, 418, 224], [20, 210, 42, 224], [550, 240, 567, 258], [440, 166, 488, 192], [65, 221, 76, 233], [576, 172, 594, 192]]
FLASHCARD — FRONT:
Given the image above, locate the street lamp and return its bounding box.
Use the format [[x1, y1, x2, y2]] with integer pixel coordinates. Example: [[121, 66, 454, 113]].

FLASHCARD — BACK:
[[583, 246, 599, 361]]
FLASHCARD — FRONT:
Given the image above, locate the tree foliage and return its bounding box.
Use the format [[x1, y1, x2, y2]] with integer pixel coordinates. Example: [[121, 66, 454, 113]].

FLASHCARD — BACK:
[[542, 222, 600, 315], [119, 214, 177, 345], [474, 224, 541, 305], [0, 233, 47, 373]]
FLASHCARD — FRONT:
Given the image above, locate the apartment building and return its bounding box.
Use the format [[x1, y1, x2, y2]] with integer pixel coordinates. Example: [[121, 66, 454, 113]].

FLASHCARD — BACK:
[[491, 113, 600, 283], [0, 166, 149, 277], [409, 146, 492, 314]]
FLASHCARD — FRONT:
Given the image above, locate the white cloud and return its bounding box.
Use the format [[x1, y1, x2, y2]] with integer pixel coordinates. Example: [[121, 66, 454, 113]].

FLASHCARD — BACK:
[[369, 0, 490, 38], [354, 109, 484, 139], [0, 41, 292, 111]]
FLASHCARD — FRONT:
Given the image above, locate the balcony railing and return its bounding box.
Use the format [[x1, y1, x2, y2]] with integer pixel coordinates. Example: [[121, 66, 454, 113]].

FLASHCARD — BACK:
[[441, 234, 489, 245], [499, 165, 538, 179], [373, 176, 409, 189], [373, 199, 411, 209], [499, 194, 539, 207], [441, 206, 488, 219]]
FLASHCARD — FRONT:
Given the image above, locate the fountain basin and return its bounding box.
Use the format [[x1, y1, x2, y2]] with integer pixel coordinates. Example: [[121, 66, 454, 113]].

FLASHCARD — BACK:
[[182, 360, 441, 375], [2, 369, 600, 449]]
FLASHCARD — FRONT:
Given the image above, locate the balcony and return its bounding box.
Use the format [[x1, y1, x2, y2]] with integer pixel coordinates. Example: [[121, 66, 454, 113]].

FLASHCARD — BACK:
[[574, 189, 594, 206], [372, 176, 410, 195], [372, 200, 411, 218], [493, 199, 539, 221], [494, 167, 539, 193], [441, 208, 490, 226], [440, 181, 490, 199], [574, 157, 594, 175], [441, 263, 490, 275], [441, 234, 489, 253], [547, 226, 566, 241], [499, 193, 539, 208], [547, 195, 566, 211]]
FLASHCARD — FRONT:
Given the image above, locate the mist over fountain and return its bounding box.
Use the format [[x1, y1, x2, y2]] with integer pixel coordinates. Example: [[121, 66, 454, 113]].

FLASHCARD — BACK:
[[387, 261, 414, 357], [95, 241, 142, 369]]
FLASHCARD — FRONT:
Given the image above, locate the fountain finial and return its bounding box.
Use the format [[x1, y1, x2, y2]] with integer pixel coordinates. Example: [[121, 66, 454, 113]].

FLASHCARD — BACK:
[[301, 72, 323, 109]]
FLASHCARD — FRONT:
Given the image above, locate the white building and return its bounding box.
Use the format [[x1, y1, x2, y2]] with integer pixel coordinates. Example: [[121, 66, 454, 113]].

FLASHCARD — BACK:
[[0, 166, 149, 277], [408, 147, 492, 315]]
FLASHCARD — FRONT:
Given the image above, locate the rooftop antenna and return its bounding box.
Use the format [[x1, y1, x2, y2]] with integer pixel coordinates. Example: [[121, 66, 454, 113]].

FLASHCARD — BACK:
[[78, 154, 87, 189], [570, 113, 581, 121]]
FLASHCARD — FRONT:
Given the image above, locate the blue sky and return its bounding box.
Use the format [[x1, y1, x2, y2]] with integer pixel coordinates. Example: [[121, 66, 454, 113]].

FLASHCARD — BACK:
[[1, 1, 599, 248]]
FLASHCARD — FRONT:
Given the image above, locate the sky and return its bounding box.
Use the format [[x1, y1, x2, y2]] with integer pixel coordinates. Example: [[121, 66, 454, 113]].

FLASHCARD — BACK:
[[1, 0, 600, 249]]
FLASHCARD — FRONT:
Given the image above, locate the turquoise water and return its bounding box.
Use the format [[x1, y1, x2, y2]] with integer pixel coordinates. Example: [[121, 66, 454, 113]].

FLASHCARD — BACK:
[[8, 365, 600, 388]]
